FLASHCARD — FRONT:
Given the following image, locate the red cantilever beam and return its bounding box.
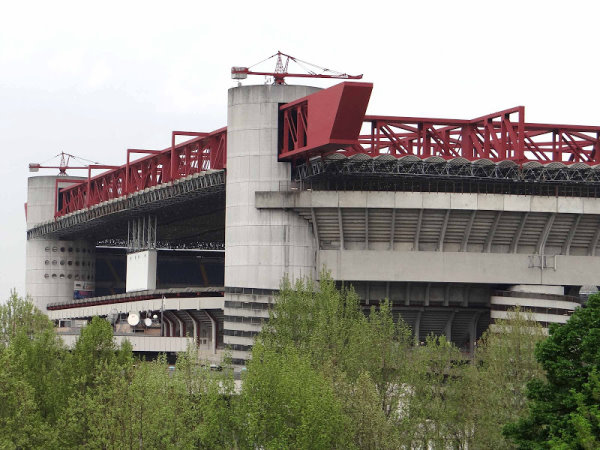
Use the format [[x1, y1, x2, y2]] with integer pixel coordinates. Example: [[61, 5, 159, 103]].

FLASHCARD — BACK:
[[278, 84, 600, 165], [55, 127, 227, 217]]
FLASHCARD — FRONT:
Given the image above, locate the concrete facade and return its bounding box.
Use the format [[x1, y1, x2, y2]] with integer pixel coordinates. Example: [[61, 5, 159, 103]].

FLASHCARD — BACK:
[[223, 85, 320, 360], [25, 176, 94, 311]]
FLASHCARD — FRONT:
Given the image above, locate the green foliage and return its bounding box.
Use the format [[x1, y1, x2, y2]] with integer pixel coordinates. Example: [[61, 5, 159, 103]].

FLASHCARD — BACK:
[[0, 293, 65, 448], [242, 342, 352, 449], [0, 289, 53, 347], [464, 308, 546, 449], [505, 294, 600, 448], [254, 273, 416, 447], [253, 272, 549, 449], [0, 283, 553, 449]]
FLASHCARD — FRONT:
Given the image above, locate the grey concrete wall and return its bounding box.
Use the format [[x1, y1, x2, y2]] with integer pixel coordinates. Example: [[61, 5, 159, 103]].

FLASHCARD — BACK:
[[225, 85, 320, 291], [26, 176, 84, 228], [26, 176, 95, 311], [320, 250, 600, 286], [223, 84, 321, 359], [256, 190, 600, 214], [25, 239, 95, 311]]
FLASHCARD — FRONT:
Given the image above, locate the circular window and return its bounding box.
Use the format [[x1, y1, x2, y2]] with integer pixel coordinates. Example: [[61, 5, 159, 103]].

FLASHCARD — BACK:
[[52, 260, 57, 265], [67, 261, 72, 266], [75, 248, 80, 253], [44, 260, 49, 265], [75, 261, 80, 266], [44, 246, 50, 252], [60, 260, 65, 266], [74, 274, 80, 280], [52, 247, 57, 252], [67, 274, 72, 279], [68, 247, 73, 253], [44, 274, 49, 279], [59, 274, 65, 279], [60, 247, 65, 252], [51, 274, 57, 278]]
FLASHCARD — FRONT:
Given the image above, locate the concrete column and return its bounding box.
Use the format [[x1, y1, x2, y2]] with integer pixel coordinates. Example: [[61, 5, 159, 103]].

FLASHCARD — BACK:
[[205, 310, 217, 354], [223, 84, 320, 362], [163, 315, 174, 337], [185, 312, 199, 346], [224, 84, 320, 290], [173, 313, 184, 338], [25, 176, 95, 312]]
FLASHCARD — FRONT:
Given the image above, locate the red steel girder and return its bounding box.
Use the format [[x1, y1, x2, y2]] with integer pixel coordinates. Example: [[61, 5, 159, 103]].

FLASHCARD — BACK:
[[357, 111, 600, 164], [278, 82, 600, 166], [279, 82, 373, 160], [54, 82, 600, 219], [56, 127, 227, 217]]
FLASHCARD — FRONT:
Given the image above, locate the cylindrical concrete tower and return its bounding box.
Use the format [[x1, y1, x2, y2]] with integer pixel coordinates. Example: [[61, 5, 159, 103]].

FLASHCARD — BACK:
[[223, 84, 320, 363], [491, 284, 580, 328], [25, 176, 95, 312]]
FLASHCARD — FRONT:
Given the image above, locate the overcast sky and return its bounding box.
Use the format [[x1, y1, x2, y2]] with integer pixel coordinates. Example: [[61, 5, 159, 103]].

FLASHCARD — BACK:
[[2, 0, 599, 299]]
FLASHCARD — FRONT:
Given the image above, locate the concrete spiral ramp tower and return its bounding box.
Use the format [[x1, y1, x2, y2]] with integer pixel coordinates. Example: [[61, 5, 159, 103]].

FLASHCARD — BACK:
[[25, 176, 95, 311], [223, 84, 320, 363]]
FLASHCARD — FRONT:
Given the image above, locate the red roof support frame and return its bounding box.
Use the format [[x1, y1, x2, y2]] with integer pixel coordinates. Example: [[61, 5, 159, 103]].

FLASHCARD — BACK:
[[53, 82, 600, 219], [279, 82, 373, 159], [56, 127, 226, 217], [279, 83, 600, 166]]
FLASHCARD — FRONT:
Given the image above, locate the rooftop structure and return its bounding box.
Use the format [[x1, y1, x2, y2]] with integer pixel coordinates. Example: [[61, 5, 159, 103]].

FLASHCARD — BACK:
[[25, 80, 600, 364]]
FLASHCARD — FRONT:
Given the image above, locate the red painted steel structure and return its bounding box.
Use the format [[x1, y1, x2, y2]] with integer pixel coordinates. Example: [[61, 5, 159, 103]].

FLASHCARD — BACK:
[[279, 83, 600, 165], [56, 127, 226, 217], [54, 82, 600, 218]]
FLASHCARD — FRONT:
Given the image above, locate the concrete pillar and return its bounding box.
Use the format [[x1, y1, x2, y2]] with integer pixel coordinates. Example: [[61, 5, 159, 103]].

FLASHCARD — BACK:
[[173, 313, 184, 338], [163, 315, 173, 337], [223, 84, 320, 363], [206, 310, 217, 355], [25, 176, 95, 312], [186, 312, 199, 346]]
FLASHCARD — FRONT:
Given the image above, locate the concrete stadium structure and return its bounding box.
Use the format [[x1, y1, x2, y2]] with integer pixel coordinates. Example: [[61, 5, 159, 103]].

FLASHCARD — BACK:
[[25, 81, 600, 364]]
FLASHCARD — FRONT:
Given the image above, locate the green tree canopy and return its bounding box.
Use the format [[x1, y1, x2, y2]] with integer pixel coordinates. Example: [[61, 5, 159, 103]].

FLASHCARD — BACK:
[[0, 290, 53, 347], [504, 294, 600, 448]]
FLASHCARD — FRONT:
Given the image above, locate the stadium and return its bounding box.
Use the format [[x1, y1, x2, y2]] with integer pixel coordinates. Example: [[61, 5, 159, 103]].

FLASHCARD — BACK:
[[25, 62, 600, 365]]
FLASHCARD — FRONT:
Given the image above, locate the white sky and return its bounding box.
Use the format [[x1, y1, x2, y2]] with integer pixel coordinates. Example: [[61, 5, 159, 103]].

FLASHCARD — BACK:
[[2, 0, 600, 300]]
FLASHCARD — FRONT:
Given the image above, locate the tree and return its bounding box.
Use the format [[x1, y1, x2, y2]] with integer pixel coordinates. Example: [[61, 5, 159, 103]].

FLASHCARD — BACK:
[[401, 335, 464, 449], [255, 273, 425, 448], [241, 341, 353, 449], [57, 316, 136, 448], [0, 290, 54, 347], [0, 293, 65, 448], [466, 308, 546, 449], [504, 294, 600, 448], [173, 348, 241, 449]]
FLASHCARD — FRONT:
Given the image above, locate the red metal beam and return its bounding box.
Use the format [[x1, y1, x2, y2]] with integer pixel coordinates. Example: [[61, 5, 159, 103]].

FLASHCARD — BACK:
[[278, 84, 600, 166], [54, 82, 600, 219], [56, 127, 227, 217], [353, 111, 600, 164], [279, 82, 373, 161]]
